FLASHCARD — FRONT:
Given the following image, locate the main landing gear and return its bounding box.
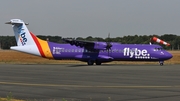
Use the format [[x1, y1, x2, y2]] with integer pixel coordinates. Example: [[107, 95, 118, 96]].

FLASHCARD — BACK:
[[159, 61, 164, 66], [87, 60, 102, 65], [87, 60, 94, 65]]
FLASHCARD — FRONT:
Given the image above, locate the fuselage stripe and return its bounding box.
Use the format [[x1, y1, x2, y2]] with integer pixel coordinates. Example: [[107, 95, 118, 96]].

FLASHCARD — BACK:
[[30, 32, 46, 58]]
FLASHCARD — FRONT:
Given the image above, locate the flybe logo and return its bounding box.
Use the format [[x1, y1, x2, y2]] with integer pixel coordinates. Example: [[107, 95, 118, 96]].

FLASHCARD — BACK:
[[17, 25, 27, 46], [123, 48, 150, 59], [19, 32, 27, 46]]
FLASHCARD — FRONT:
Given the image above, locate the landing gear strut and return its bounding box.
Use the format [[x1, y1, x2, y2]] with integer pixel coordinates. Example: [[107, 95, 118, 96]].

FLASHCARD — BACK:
[[87, 60, 102, 65], [159, 61, 164, 66], [87, 60, 94, 65]]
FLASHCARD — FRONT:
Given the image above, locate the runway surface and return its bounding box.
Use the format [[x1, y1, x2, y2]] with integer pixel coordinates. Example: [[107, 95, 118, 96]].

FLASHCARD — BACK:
[[0, 64, 180, 101]]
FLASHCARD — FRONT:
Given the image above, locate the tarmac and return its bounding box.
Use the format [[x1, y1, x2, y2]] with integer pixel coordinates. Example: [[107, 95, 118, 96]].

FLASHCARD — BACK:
[[0, 64, 180, 101]]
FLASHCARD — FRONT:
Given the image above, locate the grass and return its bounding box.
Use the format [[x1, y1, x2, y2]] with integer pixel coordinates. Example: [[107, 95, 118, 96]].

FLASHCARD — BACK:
[[0, 50, 179, 64], [0, 50, 84, 64], [0, 92, 24, 101]]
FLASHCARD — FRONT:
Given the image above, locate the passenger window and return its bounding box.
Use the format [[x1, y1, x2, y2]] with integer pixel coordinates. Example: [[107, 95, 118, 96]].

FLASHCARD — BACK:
[[115, 49, 118, 52]]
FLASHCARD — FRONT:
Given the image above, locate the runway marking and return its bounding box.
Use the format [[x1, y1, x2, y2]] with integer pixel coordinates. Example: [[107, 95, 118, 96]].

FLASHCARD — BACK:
[[1, 81, 180, 88]]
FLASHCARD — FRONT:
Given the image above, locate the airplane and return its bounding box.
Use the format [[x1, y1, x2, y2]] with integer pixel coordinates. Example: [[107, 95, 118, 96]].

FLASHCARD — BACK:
[[5, 19, 173, 66]]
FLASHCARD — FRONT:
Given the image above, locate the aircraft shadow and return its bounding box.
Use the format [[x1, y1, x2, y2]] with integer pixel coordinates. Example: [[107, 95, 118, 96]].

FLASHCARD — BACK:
[[66, 64, 163, 67]]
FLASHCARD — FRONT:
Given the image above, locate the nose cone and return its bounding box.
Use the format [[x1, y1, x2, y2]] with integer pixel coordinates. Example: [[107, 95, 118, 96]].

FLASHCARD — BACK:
[[163, 51, 173, 60]]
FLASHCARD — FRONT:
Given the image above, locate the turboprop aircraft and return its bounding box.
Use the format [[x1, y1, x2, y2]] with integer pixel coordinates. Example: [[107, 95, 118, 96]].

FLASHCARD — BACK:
[[6, 19, 172, 65]]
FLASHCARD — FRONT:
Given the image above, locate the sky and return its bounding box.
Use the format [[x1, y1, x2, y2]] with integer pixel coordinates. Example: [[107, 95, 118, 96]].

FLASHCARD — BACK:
[[1, 0, 180, 38]]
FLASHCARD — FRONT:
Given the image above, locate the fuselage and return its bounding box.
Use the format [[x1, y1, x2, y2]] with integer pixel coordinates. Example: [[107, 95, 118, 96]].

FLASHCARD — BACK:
[[43, 42, 173, 62], [11, 41, 173, 63]]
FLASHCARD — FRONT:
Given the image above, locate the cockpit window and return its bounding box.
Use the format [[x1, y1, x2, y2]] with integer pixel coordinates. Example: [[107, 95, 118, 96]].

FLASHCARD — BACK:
[[154, 47, 164, 51]]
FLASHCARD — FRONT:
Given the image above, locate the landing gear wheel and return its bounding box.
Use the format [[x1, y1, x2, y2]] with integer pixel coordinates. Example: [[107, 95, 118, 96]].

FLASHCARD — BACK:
[[87, 60, 94, 65], [159, 61, 164, 66], [95, 61, 102, 65], [160, 63, 164, 66]]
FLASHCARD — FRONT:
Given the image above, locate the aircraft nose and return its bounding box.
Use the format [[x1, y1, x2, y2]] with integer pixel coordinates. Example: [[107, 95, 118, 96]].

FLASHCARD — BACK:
[[163, 51, 173, 60]]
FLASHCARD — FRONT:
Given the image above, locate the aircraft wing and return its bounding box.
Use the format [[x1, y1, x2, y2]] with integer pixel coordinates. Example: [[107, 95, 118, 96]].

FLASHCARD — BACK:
[[63, 38, 112, 50]]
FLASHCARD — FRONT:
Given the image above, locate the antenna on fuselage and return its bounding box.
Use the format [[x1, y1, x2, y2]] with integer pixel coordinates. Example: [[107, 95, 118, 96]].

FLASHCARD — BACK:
[[149, 42, 152, 45], [149, 38, 153, 45]]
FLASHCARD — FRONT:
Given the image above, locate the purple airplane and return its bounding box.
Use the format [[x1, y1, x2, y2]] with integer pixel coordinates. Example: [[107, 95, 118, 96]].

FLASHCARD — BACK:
[[6, 19, 172, 65]]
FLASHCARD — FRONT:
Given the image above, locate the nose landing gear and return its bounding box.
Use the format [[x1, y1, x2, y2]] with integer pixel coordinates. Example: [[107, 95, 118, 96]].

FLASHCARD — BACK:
[[159, 61, 164, 66]]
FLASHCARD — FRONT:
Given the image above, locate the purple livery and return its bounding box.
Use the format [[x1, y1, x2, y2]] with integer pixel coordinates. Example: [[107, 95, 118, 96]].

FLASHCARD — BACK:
[[6, 19, 172, 65]]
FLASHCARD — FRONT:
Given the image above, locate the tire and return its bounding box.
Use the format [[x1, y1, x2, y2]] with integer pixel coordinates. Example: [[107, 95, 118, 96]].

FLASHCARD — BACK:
[[160, 63, 163, 66], [96, 61, 101, 65], [87, 60, 94, 65]]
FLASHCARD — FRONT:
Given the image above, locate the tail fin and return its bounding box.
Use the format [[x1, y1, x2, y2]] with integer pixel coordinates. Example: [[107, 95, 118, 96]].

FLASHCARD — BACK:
[[5, 19, 54, 58], [5, 19, 35, 46]]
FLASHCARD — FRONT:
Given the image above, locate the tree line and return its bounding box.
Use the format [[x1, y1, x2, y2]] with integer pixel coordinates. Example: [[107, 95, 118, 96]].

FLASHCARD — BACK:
[[0, 34, 179, 50]]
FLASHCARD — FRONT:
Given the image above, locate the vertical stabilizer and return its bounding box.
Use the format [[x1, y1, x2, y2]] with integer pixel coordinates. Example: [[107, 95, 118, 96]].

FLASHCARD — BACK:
[[5, 19, 35, 46], [6, 19, 54, 58], [5, 19, 42, 56]]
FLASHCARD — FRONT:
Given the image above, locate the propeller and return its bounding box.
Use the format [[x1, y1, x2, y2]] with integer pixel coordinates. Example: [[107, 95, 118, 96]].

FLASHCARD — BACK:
[[106, 33, 112, 56]]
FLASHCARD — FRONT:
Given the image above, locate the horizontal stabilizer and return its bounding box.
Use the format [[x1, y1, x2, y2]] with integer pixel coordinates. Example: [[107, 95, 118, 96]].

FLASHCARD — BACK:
[[5, 19, 29, 25]]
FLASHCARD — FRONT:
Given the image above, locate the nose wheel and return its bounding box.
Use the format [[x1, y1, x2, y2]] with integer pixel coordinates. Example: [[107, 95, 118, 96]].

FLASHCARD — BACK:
[[159, 61, 164, 66]]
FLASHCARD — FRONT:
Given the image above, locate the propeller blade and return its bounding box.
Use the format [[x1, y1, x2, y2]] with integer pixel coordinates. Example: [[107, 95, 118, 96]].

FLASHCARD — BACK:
[[106, 33, 112, 56], [106, 33, 112, 49]]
